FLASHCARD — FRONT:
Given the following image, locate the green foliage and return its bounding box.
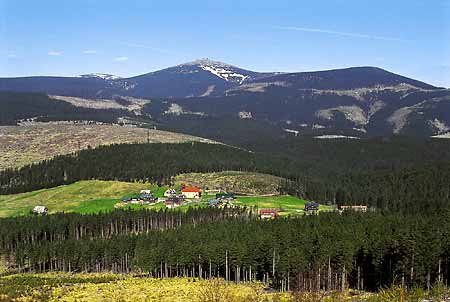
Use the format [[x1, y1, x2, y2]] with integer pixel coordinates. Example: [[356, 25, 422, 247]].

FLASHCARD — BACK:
[[1, 209, 450, 292]]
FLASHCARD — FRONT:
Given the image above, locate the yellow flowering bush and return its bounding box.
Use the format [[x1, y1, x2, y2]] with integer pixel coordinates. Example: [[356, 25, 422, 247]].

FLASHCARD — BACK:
[[1, 273, 449, 302]]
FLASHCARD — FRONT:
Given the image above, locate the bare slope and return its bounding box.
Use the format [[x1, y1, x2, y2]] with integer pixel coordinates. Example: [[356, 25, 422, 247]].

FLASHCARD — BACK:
[[0, 122, 215, 170], [175, 171, 284, 195]]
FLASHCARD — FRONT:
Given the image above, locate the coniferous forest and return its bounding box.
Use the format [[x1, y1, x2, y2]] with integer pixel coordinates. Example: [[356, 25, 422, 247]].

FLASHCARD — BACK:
[[1, 137, 450, 293], [1, 208, 450, 291]]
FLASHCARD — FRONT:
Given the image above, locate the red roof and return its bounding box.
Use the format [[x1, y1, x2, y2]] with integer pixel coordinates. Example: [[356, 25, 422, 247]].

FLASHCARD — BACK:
[[260, 208, 278, 214], [181, 187, 202, 193]]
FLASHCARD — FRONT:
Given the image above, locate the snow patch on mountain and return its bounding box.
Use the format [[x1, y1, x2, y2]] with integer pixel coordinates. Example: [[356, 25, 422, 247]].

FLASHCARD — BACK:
[[80, 73, 122, 80], [315, 135, 360, 139], [182, 59, 250, 84], [199, 64, 248, 84]]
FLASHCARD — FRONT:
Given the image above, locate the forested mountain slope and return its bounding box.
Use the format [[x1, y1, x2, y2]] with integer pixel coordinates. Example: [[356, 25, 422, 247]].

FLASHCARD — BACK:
[[1, 61, 449, 137], [1, 141, 450, 214]]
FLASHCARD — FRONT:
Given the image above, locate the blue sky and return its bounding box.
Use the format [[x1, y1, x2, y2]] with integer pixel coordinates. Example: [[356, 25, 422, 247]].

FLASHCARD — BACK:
[[1, 0, 449, 87]]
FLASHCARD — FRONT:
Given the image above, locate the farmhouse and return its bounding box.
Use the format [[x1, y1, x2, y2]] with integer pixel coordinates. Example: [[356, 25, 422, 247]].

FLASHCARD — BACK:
[[165, 196, 184, 209], [181, 187, 202, 199], [340, 205, 368, 212], [164, 189, 177, 197], [140, 191, 157, 203], [32, 205, 48, 215], [304, 202, 319, 214], [260, 208, 279, 219]]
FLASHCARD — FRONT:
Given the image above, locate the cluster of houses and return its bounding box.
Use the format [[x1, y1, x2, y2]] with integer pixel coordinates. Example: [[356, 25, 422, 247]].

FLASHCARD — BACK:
[[115, 186, 203, 209], [164, 186, 202, 208], [258, 202, 321, 219], [118, 189, 158, 207], [207, 193, 236, 208], [31, 184, 369, 217]]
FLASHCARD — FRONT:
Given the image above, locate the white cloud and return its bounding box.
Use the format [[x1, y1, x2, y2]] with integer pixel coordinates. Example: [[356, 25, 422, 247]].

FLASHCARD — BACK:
[[275, 26, 411, 42], [114, 56, 129, 62], [7, 54, 17, 59], [48, 51, 63, 56], [82, 49, 97, 54]]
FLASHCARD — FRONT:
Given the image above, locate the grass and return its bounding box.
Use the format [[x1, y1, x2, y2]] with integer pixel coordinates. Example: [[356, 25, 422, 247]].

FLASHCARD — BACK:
[[0, 180, 155, 217], [234, 195, 332, 216], [0, 175, 331, 218]]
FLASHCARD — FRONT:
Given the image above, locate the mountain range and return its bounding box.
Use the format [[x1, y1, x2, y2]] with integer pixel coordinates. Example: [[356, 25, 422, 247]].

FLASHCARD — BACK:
[[1, 58, 449, 138]]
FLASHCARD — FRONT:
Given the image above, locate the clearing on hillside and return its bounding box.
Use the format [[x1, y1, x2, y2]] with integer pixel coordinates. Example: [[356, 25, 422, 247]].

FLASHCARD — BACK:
[[175, 171, 285, 195], [0, 122, 216, 170]]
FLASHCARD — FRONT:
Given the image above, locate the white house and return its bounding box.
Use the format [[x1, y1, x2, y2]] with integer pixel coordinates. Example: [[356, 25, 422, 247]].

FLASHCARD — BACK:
[[181, 187, 202, 199], [32, 205, 48, 215]]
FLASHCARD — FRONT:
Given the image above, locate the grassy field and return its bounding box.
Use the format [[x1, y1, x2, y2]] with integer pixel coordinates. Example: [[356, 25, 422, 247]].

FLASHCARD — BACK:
[[0, 122, 216, 170], [0, 180, 154, 217], [175, 171, 285, 195], [1, 272, 447, 302], [0, 173, 330, 217], [234, 195, 332, 216]]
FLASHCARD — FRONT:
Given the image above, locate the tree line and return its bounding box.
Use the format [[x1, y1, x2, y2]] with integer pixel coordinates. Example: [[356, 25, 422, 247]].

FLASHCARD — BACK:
[[1, 208, 449, 292]]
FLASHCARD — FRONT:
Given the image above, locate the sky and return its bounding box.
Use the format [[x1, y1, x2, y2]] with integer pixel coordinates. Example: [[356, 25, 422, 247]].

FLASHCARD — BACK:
[[1, 0, 449, 87]]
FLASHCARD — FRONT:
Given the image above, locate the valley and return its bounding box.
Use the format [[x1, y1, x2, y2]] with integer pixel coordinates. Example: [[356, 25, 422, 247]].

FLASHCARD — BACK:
[[2, 1, 449, 301]]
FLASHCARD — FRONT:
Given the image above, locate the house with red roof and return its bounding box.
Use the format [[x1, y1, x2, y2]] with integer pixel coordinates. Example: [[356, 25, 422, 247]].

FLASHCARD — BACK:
[[181, 186, 202, 199], [260, 208, 279, 219]]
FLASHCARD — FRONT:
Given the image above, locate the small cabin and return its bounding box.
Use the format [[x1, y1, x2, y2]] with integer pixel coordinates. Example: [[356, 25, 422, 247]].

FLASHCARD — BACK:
[[260, 208, 279, 219], [216, 193, 235, 200], [140, 189, 152, 195], [304, 202, 319, 214], [165, 196, 184, 209], [32, 205, 48, 215], [122, 196, 132, 203], [164, 189, 177, 197], [340, 205, 368, 212]]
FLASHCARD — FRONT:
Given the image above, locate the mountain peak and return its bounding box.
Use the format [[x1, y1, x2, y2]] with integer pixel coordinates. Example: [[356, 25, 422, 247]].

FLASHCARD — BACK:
[[179, 59, 251, 84], [181, 58, 233, 67]]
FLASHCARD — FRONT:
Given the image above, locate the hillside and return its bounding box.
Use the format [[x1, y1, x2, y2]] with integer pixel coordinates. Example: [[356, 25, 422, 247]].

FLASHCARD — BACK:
[[0, 174, 311, 217], [0, 122, 215, 170], [175, 171, 284, 195], [0, 180, 149, 217]]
